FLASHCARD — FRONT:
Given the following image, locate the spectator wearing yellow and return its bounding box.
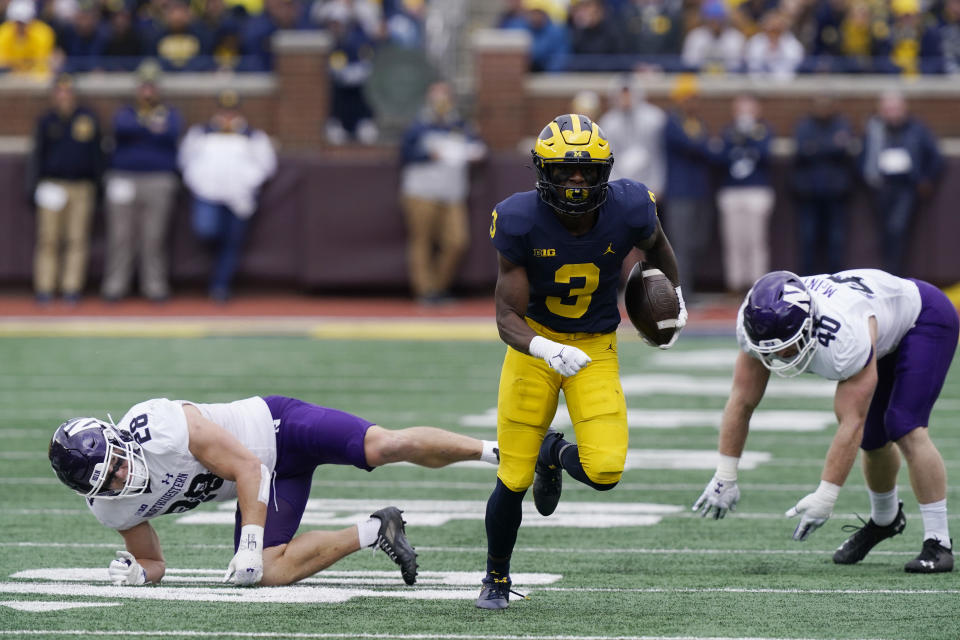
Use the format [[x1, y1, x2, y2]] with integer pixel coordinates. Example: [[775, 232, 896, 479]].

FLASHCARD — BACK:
[[0, 0, 56, 77]]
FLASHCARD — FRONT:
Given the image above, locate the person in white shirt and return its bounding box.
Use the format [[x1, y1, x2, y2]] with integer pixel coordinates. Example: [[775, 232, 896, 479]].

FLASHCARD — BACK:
[[178, 90, 278, 302], [743, 10, 804, 81], [597, 73, 666, 198], [681, 0, 745, 73], [694, 269, 958, 573], [48, 395, 501, 587]]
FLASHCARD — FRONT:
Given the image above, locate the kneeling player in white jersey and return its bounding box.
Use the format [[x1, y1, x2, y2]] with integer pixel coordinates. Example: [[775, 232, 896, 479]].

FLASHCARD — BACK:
[[693, 269, 958, 572], [48, 395, 500, 586]]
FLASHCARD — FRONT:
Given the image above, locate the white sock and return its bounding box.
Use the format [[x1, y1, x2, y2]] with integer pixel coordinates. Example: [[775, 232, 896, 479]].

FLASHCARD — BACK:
[[869, 488, 899, 526], [357, 516, 381, 548], [919, 499, 951, 548], [480, 440, 500, 465]]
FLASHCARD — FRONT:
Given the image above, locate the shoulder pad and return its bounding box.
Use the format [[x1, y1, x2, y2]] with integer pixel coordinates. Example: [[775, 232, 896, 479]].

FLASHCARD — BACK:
[[607, 179, 658, 228], [494, 190, 539, 237]]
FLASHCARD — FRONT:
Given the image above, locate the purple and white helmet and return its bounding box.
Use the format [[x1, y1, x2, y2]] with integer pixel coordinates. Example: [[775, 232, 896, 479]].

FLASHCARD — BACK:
[[48, 418, 150, 499], [742, 271, 818, 377]]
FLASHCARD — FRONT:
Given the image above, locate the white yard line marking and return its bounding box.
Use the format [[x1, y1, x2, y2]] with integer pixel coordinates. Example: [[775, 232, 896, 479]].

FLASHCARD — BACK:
[[460, 408, 835, 431], [539, 586, 960, 595], [11, 569, 561, 587], [0, 543, 924, 557], [394, 450, 771, 472], [619, 374, 836, 398], [176, 498, 683, 528], [0, 600, 121, 612]]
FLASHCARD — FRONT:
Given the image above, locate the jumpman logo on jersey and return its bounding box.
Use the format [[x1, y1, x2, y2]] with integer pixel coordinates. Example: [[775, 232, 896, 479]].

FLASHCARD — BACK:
[[603, 243, 615, 256]]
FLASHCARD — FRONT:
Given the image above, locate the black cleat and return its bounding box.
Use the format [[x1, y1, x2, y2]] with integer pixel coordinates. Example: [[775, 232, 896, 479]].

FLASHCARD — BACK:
[[370, 507, 418, 585], [533, 430, 564, 517], [833, 501, 906, 565], [476, 570, 527, 609], [905, 538, 954, 573]]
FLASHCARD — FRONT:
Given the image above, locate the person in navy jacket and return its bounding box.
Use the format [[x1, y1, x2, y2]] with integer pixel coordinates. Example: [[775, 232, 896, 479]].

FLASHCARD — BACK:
[[663, 74, 722, 302], [398, 81, 485, 305], [28, 73, 103, 304], [861, 90, 943, 275], [101, 59, 183, 302], [792, 96, 858, 275], [716, 93, 774, 295]]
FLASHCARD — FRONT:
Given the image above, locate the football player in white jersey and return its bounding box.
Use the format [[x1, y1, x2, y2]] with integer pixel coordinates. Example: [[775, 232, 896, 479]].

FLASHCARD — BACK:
[[693, 269, 958, 572], [49, 395, 501, 586]]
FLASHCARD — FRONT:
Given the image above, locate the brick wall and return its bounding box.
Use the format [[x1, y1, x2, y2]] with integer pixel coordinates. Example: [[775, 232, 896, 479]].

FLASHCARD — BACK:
[[470, 28, 960, 148], [0, 31, 330, 149]]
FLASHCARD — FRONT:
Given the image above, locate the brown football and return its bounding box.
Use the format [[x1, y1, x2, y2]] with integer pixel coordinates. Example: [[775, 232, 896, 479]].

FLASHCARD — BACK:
[[624, 262, 680, 346]]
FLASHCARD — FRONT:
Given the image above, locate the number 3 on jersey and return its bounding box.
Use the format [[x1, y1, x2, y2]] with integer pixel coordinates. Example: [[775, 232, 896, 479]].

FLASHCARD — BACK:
[[546, 263, 600, 319]]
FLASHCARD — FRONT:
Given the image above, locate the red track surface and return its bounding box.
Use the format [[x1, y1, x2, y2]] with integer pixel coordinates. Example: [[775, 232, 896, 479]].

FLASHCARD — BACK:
[[0, 293, 740, 333]]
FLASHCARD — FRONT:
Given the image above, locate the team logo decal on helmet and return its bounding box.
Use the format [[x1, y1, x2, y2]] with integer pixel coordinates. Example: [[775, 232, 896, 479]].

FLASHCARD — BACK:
[[742, 271, 818, 377], [48, 417, 150, 499], [532, 113, 614, 216]]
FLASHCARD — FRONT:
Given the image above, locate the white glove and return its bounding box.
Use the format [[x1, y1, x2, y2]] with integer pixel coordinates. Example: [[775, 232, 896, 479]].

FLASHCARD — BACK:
[[224, 524, 264, 586], [108, 550, 147, 586], [692, 475, 740, 519], [659, 286, 688, 350], [785, 480, 840, 541], [529, 335, 591, 377]]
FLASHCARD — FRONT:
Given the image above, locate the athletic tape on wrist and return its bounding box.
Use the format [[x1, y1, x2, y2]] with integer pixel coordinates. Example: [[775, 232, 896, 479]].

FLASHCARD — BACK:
[[816, 479, 841, 501], [238, 524, 264, 551], [257, 464, 271, 505], [715, 454, 740, 482]]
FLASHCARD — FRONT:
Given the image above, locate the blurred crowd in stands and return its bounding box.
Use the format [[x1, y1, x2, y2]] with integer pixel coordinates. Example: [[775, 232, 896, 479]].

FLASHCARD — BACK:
[[3, 0, 958, 83], [498, 0, 960, 76], [584, 72, 942, 302], [0, 0, 424, 76], [8, 0, 954, 305]]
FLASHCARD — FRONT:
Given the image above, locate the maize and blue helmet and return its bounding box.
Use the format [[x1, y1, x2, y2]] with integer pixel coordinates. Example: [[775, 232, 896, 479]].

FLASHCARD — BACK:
[[532, 113, 614, 216]]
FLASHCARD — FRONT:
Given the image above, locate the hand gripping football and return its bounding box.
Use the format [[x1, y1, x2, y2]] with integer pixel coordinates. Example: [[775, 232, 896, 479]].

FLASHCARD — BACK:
[[624, 262, 680, 346]]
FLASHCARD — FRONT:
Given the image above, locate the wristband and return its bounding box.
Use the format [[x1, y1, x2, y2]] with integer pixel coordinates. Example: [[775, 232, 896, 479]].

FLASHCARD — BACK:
[[528, 335, 556, 359], [238, 524, 264, 552], [815, 480, 841, 501], [715, 454, 740, 482]]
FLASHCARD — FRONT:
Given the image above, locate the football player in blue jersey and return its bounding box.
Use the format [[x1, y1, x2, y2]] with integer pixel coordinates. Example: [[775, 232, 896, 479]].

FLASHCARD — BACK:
[[476, 114, 687, 609]]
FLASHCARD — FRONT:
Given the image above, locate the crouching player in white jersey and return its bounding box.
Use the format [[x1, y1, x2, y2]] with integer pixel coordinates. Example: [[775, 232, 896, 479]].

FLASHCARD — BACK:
[[48, 395, 501, 586], [694, 269, 958, 572]]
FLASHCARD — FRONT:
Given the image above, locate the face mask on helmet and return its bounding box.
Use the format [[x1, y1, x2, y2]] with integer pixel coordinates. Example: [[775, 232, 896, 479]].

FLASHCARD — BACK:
[[48, 418, 150, 499], [532, 114, 614, 216], [742, 271, 818, 378]]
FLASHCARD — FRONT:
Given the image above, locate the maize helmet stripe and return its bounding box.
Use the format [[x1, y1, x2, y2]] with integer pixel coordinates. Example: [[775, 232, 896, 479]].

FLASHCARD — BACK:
[[535, 115, 611, 161]]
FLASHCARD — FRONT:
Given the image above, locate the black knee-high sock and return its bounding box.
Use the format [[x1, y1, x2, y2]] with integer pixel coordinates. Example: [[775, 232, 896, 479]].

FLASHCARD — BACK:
[[485, 478, 526, 574], [549, 436, 619, 492]]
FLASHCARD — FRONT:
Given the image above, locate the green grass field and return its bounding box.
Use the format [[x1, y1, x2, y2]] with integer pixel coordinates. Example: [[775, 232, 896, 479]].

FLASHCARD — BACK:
[[2, 332, 959, 640]]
